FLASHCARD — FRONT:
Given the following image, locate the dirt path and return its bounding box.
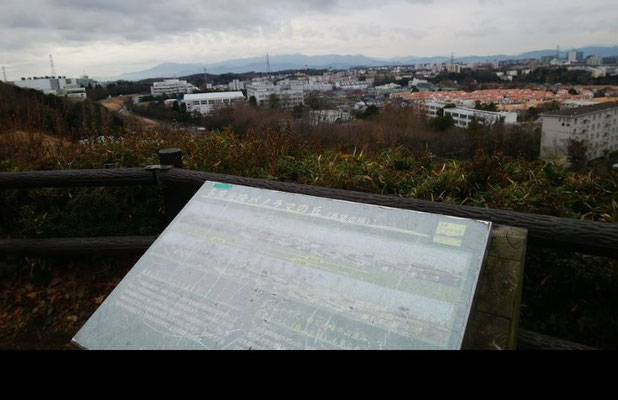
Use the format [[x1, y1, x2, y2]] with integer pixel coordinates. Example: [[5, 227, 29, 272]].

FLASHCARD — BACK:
[[99, 96, 164, 128]]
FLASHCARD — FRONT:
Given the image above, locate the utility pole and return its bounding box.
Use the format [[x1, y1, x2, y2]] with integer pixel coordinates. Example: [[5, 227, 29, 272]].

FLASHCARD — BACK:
[[2, 66, 7, 82]]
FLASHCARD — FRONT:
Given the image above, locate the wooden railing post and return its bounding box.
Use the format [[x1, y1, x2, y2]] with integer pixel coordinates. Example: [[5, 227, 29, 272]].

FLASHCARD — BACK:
[[158, 148, 190, 224], [158, 148, 183, 169]]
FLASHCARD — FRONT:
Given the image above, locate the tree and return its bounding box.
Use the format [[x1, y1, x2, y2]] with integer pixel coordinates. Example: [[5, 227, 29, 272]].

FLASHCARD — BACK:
[[429, 115, 455, 132], [567, 138, 589, 170], [292, 104, 304, 119], [172, 101, 180, 112], [268, 93, 281, 110], [305, 92, 322, 110], [248, 96, 257, 108], [360, 105, 380, 119], [475, 101, 497, 111]]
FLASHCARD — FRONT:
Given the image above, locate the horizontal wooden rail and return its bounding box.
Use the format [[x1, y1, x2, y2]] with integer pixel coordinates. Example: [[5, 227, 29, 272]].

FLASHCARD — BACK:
[[158, 168, 618, 258], [0, 166, 617, 257], [0, 168, 156, 189], [517, 329, 597, 350], [0, 236, 157, 255]]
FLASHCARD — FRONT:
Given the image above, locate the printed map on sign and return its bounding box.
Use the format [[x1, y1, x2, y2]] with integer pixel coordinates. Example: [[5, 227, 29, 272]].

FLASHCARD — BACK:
[[73, 182, 492, 350]]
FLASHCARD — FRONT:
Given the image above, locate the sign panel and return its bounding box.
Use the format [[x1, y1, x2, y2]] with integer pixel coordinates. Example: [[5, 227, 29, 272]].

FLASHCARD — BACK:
[[73, 182, 491, 350]]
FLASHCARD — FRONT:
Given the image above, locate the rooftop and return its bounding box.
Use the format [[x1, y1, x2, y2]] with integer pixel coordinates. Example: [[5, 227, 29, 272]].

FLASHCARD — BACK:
[[543, 102, 618, 117], [183, 91, 245, 100]]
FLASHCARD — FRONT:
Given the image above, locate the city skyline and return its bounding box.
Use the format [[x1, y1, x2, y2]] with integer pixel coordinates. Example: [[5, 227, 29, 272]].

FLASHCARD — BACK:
[[1, 0, 618, 78]]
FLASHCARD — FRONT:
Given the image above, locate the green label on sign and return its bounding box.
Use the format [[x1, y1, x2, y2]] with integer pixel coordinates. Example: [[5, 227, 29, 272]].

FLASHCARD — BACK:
[[214, 183, 233, 189]]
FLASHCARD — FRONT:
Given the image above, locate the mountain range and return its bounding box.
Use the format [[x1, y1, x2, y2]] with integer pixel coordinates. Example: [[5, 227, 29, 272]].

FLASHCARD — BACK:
[[98, 46, 618, 82]]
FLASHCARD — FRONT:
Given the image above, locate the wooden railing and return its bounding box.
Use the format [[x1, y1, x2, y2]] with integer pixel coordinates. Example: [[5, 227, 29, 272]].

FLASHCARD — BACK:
[[1, 148, 612, 350]]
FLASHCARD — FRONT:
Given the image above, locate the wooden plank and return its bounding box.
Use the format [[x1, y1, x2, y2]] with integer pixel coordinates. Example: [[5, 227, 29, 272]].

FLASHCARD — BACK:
[[0, 236, 157, 255], [0, 168, 156, 188], [464, 225, 528, 350], [517, 329, 597, 350], [462, 310, 511, 350]]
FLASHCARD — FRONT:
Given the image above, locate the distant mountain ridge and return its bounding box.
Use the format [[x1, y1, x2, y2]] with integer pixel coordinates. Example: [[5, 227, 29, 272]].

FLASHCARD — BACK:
[[98, 46, 618, 81]]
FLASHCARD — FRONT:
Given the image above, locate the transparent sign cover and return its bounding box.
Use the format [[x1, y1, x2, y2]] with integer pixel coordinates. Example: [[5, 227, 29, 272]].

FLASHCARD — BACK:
[[73, 182, 491, 350]]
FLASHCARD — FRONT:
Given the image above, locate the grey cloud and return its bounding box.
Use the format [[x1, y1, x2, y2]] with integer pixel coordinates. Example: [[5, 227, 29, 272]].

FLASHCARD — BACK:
[[2, 0, 341, 46]]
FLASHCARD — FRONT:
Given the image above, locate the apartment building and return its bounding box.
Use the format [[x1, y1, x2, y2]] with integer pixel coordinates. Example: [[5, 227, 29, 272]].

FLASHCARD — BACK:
[[181, 91, 245, 115], [228, 79, 245, 91], [245, 82, 304, 110], [424, 101, 517, 128], [150, 79, 196, 96], [540, 102, 618, 160]]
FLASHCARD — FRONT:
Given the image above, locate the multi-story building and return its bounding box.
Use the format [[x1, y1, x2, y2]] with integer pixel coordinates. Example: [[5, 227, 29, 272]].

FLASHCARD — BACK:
[[245, 82, 304, 110], [309, 110, 351, 125], [447, 63, 461, 74], [539, 55, 554, 64], [12, 76, 86, 100], [63, 84, 87, 100], [150, 79, 196, 96], [568, 50, 584, 63], [424, 101, 517, 128], [540, 102, 618, 160], [586, 56, 603, 66], [181, 91, 245, 115], [228, 79, 244, 91]]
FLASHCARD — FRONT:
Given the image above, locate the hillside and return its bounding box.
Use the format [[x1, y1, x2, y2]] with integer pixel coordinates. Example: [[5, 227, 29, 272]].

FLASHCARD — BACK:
[[99, 46, 618, 81], [0, 84, 617, 349], [0, 82, 125, 140]]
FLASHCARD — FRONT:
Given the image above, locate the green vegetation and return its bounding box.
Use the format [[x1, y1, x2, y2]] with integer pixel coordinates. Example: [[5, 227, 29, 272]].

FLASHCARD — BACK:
[[0, 82, 124, 140], [86, 80, 151, 101], [1, 82, 617, 348], [126, 99, 199, 124]]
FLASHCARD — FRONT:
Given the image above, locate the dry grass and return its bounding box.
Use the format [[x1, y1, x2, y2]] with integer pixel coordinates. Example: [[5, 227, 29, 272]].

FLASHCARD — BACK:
[[0, 131, 70, 158], [98, 96, 129, 112]]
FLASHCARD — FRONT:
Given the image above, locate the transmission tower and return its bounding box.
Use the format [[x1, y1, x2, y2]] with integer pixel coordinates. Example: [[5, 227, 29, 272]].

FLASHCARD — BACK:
[[266, 53, 271, 75], [2, 66, 7, 82], [49, 54, 56, 77]]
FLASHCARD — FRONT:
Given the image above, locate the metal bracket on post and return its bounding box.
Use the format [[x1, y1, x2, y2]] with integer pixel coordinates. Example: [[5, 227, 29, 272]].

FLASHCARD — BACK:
[[144, 164, 174, 186], [149, 148, 188, 225], [144, 148, 183, 185]]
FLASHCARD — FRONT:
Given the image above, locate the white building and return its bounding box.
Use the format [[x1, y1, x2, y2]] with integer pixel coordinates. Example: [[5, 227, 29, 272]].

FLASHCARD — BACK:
[[586, 56, 603, 66], [568, 50, 584, 63], [409, 78, 429, 88], [63, 84, 87, 100], [309, 110, 351, 125], [181, 91, 245, 115], [335, 82, 370, 90], [540, 102, 618, 160], [150, 79, 196, 96], [12, 76, 86, 100], [447, 63, 461, 74], [246, 82, 304, 110], [13, 77, 63, 94], [424, 101, 517, 128], [228, 79, 245, 91]]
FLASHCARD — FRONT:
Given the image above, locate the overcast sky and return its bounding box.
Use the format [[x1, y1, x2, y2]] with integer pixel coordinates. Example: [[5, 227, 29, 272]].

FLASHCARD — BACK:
[[1, 0, 617, 79]]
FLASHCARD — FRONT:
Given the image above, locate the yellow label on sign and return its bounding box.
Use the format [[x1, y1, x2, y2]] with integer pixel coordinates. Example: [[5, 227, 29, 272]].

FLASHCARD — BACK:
[[433, 235, 463, 247], [435, 221, 467, 237]]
